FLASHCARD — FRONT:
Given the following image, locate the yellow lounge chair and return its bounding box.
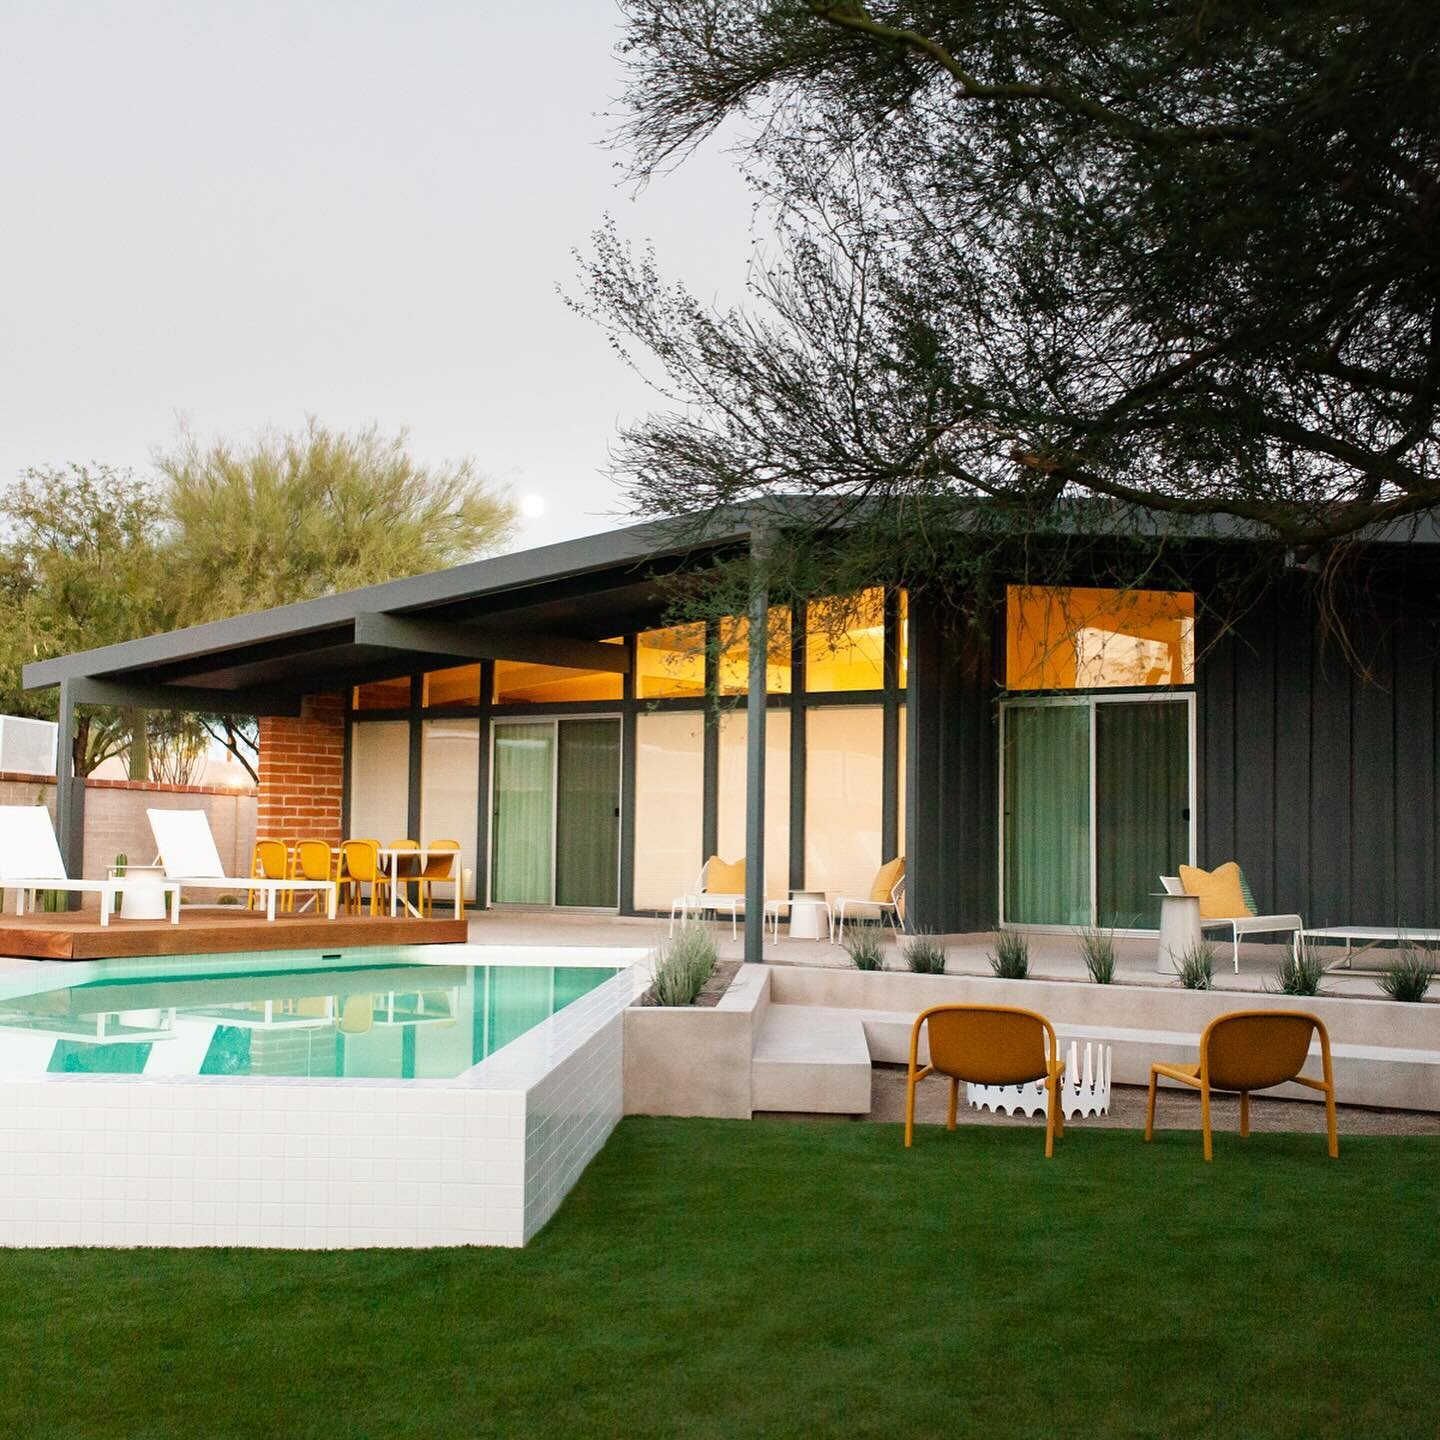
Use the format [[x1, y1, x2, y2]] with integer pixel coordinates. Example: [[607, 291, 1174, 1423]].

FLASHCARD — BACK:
[[1145, 1008, 1338, 1161], [905, 1003, 1066, 1158]]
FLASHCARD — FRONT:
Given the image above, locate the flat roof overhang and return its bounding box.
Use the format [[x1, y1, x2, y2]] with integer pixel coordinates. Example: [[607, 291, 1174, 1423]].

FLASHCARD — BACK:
[[23, 514, 753, 713]]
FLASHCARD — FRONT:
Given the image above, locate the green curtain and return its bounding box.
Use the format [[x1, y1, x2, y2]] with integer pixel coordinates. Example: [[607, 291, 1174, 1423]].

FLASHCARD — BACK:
[[491, 722, 555, 904], [1096, 702, 1189, 928], [1004, 704, 1091, 925], [555, 719, 621, 908]]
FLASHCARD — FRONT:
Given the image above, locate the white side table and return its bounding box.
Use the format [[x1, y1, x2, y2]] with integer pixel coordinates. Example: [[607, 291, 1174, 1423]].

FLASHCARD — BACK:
[[1154, 891, 1201, 974], [787, 891, 832, 941], [110, 864, 169, 921]]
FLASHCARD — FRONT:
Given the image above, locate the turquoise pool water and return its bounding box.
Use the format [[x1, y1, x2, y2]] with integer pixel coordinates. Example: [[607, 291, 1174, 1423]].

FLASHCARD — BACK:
[[0, 950, 618, 1080]]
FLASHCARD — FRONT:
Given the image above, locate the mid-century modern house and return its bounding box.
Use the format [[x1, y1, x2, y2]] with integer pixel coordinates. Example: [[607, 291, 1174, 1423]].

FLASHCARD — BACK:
[[23, 509, 1440, 957]]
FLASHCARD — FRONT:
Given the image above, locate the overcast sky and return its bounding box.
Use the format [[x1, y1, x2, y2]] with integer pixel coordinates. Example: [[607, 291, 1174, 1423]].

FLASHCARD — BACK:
[[0, 1, 754, 550]]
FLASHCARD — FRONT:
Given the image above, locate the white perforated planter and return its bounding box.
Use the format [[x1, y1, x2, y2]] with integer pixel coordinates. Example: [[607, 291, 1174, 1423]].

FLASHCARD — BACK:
[[967, 1040, 1112, 1120]]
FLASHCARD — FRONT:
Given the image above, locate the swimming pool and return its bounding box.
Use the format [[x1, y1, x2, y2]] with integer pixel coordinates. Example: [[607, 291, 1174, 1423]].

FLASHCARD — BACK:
[[0, 950, 619, 1080], [0, 944, 649, 1249]]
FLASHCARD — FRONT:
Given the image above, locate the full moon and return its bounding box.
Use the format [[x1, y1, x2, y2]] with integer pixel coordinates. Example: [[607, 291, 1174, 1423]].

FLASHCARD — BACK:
[[519, 493, 546, 519]]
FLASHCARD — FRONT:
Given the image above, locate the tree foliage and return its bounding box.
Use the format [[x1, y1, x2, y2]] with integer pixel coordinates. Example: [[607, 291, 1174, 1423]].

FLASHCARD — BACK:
[[158, 418, 515, 622], [584, 0, 1440, 607], [1, 424, 516, 776]]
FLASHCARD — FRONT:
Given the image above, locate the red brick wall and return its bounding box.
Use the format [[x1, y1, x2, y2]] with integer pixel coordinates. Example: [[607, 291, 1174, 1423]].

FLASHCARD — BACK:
[[257, 693, 346, 843]]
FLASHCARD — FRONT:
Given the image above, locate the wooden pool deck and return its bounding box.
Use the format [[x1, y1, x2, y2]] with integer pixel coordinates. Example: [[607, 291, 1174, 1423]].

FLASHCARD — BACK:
[[0, 909, 469, 961]]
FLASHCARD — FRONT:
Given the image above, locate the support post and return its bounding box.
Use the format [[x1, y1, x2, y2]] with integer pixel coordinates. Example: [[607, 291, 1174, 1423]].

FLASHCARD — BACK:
[[744, 533, 770, 962], [55, 678, 85, 905]]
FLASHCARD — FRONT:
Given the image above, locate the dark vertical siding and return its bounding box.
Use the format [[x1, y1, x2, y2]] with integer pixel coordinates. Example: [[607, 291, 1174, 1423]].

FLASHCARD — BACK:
[[908, 599, 998, 932], [1198, 573, 1439, 929]]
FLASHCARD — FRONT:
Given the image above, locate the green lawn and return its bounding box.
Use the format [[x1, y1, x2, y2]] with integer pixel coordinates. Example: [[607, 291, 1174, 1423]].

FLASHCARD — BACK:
[[4, 1119, 1436, 1439]]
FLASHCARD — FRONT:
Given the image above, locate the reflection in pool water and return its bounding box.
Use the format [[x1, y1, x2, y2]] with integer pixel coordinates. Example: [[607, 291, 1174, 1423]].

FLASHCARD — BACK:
[[0, 955, 617, 1080]]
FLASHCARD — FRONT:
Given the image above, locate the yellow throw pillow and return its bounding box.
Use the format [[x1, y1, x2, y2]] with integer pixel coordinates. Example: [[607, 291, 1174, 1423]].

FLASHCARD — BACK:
[[707, 856, 745, 893], [1178, 862, 1252, 920], [870, 856, 905, 902]]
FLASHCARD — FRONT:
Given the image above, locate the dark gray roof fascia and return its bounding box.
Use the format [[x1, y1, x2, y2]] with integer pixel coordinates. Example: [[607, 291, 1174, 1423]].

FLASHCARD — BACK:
[[23, 511, 755, 691]]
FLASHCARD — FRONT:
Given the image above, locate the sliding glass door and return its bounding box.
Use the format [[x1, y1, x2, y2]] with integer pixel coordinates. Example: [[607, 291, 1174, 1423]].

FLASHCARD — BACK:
[[1095, 702, 1189, 927], [491, 717, 620, 908], [555, 719, 621, 908], [1002, 696, 1192, 929], [491, 722, 556, 904], [1003, 704, 1092, 926]]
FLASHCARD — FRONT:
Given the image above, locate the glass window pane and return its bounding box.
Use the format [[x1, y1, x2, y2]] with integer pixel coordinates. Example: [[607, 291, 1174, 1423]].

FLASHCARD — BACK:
[[420, 718, 479, 901], [637, 623, 706, 699], [716, 709, 790, 901], [1002, 704, 1091, 925], [633, 712, 705, 910], [718, 609, 792, 696], [352, 676, 411, 710], [348, 722, 410, 841], [805, 589, 885, 692], [422, 665, 480, 707], [805, 706, 884, 899], [897, 590, 908, 690], [494, 647, 623, 704], [897, 703, 907, 854], [1007, 586, 1195, 690]]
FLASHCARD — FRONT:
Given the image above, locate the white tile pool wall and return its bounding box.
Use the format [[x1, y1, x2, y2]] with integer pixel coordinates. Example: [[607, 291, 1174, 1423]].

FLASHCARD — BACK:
[[0, 950, 647, 1249]]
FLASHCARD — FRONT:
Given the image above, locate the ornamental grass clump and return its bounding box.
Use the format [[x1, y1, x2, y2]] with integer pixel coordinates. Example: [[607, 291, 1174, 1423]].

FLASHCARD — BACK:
[[846, 928, 885, 971], [649, 923, 718, 1006], [1378, 944, 1435, 1003], [988, 929, 1029, 980], [1078, 925, 1118, 984], [904, 934, 947, 975], [1176, 940, 1216, 990], [1270, 942, 1325, 997]]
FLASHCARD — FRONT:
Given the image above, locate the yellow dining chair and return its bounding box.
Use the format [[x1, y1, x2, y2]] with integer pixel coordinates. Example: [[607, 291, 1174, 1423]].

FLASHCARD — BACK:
[[249, 839, 290, 912], [417, 840, 462, 917], [1145, 1008, 1338, 1161], [904, 1004, 1066, 1158], [339, 839, 390, 917], [290, 839, 336, 915]]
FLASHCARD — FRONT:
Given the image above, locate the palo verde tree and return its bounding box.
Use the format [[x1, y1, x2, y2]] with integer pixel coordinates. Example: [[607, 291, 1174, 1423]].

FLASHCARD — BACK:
[[580, 0, 1440, 637], [2, 423, 516, 781]]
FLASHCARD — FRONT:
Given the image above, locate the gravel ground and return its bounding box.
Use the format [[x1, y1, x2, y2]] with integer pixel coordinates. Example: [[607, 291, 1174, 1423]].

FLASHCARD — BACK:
[[759, 1064, 1440, 1137]]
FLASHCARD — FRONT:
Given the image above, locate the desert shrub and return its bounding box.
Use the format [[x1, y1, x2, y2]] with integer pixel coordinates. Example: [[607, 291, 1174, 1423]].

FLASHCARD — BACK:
[[988, 929, 1030, 980], [904, 934, 947, 975], [649, 923, 719, 1006], [1378, 944, 1435, 1003], [1078, 925, 1117, 984], [1270, 942, 1325, 997], [1176, 941, 1216, 990], [845, 928, 886, 971]]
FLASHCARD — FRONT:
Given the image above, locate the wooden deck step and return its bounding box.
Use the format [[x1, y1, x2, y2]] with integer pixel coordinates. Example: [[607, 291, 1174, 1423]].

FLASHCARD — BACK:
[[0, 911, 468, 961]]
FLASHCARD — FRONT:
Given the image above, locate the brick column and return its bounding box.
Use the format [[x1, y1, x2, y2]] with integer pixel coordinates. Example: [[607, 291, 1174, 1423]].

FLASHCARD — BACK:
[[257, 694, 345, 843]]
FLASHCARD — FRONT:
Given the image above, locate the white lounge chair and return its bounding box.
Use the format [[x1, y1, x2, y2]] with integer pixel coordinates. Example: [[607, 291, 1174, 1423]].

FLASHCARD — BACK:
[[669, 856, 747, 939], [0, 805, 181, 926], [834, 859, 906, 943], [147, 809, 337, 921], [1161, 870, 1302, 973]]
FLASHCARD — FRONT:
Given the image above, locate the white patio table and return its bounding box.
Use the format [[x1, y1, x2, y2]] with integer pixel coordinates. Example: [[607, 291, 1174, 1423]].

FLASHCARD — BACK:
[[374, 846, 463, 920], [1297, 925, 1440, 970]]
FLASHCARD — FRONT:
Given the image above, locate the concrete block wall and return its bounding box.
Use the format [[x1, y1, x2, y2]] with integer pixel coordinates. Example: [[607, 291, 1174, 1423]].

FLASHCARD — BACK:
[[256, 693, 345, 845]]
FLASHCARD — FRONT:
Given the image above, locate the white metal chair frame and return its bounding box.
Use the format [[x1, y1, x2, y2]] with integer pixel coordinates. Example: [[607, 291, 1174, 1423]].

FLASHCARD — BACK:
[[834, 874, 906, 944], [1160, 875, 1302, 973], [669, 858, 745, 938]]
